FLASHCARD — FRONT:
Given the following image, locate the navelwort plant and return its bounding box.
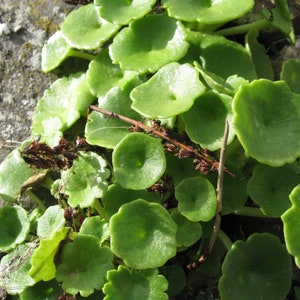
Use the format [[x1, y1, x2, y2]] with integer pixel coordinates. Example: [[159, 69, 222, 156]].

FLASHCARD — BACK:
[[0, 0, 299, 299]]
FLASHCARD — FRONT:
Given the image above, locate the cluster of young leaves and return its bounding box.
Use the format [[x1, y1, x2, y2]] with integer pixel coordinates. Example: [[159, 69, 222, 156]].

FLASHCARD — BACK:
[[0, 0, 299, 299]]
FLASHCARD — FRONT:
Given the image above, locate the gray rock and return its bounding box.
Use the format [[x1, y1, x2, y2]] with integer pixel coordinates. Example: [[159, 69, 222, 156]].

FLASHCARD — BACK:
[[0, 0, 75, 164]]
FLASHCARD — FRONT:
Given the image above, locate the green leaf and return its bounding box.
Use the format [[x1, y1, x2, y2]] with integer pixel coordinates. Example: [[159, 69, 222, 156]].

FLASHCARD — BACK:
[[280, 59, 300, 94], [85, 84, 142, 149], [282, 185, 300, 268], [206, 166, 248, 215], [0, 206, 30, 251], [37, 205, 65, 238], [159, 265, 186, 297], [175, 177, 217, 222], [61, 4, 120, 50], [96, 0, 156, 25], [170, 211, 202, 248], [56, 235, 114, 297], [219, 233, 292, 300], [197, 236, 227, 277], [103, 266, 168, 300], [162, 0, 254, 24], [59, 152, 110, 208], [113, 133, 166, 190], [79, 216, 110, 244], [87, 49, 139, 98], [130, 62, 205, 118], [102, 183, 162, 219], [31, 72, 95, 146], [245, 28, 274, 80], [0, 148, 34, 202], [110, 199, 177, 269], [109, 14, 189, 73], [182, 90, 234, 151], [29, 227, 70, 281], [248, 164, 299, 217], [193, 62, 239, 96], [0, 242, 38, 295], [41, 31, 72, 73], [233, 79, 300, 166], [198, 34, 257, 81], [165, 154, 199, 186], [261, 0, 295, 44], [20, 280, 62, 300]]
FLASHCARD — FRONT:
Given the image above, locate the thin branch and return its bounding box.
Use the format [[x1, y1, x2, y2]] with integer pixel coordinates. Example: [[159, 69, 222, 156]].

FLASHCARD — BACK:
[[187, 119, 229, 269], [89, 105, 233, 176]]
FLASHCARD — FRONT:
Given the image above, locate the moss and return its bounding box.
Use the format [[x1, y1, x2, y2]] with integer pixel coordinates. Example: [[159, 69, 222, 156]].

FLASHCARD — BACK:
[[28, 0, 60, 35], [35, 17, 60, 34]]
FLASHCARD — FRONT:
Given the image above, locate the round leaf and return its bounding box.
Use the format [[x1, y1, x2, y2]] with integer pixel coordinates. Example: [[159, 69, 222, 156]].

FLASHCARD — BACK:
[[110, 199, 177, 269], [59, 152, 110, 208], [130, 62, 205, 118], [219, 233, 292, 300], [175, 177, 217, 222], [32, 72, 95, 146], [206, 165, 248, 215], [0, 206, 30, 251], [182, 90, 234, 151], [41, 31, 72, 73], [248, 164, 299, 217], [112, 133, 166, 190], [159, 265, 186, 297], [103, 266, 168, 300], [79, 216, 110, 244], [198, 34, 257, 81], [280, 58, 300, 94], [102, 183, 162, 219], [37, 205, 65, 238], [85, 84, 142, 149], [61, 4, 120, 50], [171, 211, 202, 248], [96, 0, 156, 25], [86, 49, 139, 98], [282, 185, 300, 268], [166, 154, 199, 186], [162, 0, 254, 24], [0, 243, 37, 295], [245, 28, 274, 80], [233, 79, 300, 167], [20, 280, 62, 300], [56, 235, 114, 297], [109, 14, 189, 73], [0, 148, 34, 202]]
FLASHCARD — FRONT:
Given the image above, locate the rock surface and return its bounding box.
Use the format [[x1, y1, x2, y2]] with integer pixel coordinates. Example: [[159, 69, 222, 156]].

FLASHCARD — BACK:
[[0, 0, 76, 163]]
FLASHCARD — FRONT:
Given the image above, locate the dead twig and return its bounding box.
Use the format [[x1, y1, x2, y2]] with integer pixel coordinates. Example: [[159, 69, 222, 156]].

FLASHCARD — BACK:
[[89, 105, 233, 176], [188, 119, 229, 269]]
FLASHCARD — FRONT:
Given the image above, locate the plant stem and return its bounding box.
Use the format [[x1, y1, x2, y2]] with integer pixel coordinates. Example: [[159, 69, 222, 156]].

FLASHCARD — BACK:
[[216, 19, 270, 36], [68, 49, 96, 61], [218, 229, 233, 251], [198, 119, 229, 263], [93, 198, 107, 220], [25, 190, 46, 212], [234, 206, 267, 218]]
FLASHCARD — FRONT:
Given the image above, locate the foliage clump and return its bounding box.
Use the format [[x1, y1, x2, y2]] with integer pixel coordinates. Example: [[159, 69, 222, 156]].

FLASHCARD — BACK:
[[0, 0, 299, 299]]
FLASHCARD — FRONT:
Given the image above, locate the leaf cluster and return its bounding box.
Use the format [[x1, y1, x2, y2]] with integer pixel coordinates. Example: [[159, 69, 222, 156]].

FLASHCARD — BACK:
[[0, 0, 299, 299]]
